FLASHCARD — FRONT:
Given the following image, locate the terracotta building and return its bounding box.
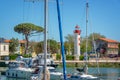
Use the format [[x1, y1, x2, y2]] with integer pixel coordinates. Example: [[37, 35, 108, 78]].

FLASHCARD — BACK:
[[96, 38, 119, 57], [4, 39, 26, 54]]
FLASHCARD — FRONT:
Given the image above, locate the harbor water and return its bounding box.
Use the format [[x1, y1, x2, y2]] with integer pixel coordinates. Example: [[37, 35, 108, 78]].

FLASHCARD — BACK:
[[0, 67, 120, 80]]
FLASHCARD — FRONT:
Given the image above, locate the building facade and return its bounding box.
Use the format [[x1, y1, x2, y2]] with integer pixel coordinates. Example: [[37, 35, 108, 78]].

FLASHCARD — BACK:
[[0, 38, 9, 59], [5, 39, 26, 54], [96, 38, 119, 57]]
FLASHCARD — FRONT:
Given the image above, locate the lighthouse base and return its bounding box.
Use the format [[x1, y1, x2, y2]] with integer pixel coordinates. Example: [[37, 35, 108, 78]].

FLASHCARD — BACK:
[[74, 55, 80, 60]]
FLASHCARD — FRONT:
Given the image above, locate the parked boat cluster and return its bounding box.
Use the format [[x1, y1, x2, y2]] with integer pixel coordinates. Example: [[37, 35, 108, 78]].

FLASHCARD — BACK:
[[5, 53, 62, 80]]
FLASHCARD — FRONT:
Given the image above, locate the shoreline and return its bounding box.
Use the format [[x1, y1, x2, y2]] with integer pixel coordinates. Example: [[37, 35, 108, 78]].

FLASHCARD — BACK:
[[54, 59, 120, 63], [54, 60, 120, 67], [0, 59, 120, 67]]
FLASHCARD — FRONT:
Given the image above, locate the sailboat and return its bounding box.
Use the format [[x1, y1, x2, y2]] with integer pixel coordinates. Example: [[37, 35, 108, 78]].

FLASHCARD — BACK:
[[66, 1, 99, 80], [5, 0, 65, 80], [31, 0, 50, 80], [5, 0, 50, 80], [31, 0, 64, 80]]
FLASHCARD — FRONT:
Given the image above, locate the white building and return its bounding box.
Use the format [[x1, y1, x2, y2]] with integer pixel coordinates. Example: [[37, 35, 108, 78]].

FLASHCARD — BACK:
[[0, 38, 9, 59]]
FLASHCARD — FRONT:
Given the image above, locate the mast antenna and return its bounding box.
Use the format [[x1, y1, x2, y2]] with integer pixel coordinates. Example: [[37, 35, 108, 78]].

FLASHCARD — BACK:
[[24, 0, 40, 3]]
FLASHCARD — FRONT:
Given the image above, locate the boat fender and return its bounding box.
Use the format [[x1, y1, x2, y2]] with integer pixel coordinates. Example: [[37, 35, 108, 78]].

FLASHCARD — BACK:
[[34, 68, 39, 74], [67, 74, 71, 77]]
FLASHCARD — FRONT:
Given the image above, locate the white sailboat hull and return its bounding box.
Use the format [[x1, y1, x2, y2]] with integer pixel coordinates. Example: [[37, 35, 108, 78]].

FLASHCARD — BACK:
[[6, 67, 33, 79], [81, 74, 98, 79], [67, 74, 98, 80], [50, 72, 62, 76]]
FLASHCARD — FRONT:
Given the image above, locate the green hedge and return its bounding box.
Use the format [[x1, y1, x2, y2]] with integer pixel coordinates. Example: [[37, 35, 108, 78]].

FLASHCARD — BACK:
[[79, 55, 84, 60], [9, 53, 32, 60], [56, 54, 61, 60], [66, 55, 74, 60], [22, 54, 32, 58], [79, 55, 89, 60], [9, 54, 19, 60]]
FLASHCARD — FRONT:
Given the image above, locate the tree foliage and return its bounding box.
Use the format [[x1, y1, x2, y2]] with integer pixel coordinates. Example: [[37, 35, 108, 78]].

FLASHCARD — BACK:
[[64, 33, 106, 55], [35, 41, 44, 54], [34, 39, 59, 54], [9, 38, 19, 53], [88, 33, 107, 57], [81, 33, 106, 54], [66, 55, 74, 60], [80, 38, 92, 54], [48, 39, 59, 53], [28, 41, 37, 53], [64, 41, 71, 54], [14, 23, 44, 54], [14, 23, 43, 35], [64, 34, 74, 54], [88, 33, 105, 41], [56, 54, 61, 60], [9, 54, 19, 60]]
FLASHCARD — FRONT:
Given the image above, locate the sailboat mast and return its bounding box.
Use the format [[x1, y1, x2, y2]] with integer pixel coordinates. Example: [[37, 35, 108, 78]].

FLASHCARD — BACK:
[[43, 0, 48, 80], [85, 1, 89, 74], [86, 1, 89, 59], [56, 0, 67, 80]]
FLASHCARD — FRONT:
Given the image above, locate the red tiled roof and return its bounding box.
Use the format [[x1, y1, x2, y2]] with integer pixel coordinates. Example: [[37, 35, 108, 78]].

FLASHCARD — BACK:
[[4, 40, 26, 43], [4, 40, 11, 43], [19, 40, 26, 43], [99, 38, 119, 43]]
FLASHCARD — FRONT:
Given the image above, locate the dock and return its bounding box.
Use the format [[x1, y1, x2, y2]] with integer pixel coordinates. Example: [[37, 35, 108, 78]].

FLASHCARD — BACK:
[[54, 59, 120, 63]]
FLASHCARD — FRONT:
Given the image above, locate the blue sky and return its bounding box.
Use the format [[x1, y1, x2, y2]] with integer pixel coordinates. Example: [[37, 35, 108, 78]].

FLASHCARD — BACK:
[[0, 0, 120, 42]]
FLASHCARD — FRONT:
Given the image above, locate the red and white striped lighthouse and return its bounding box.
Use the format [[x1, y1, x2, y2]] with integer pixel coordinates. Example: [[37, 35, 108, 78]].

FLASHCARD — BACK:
[[74, 25, 81, 60]]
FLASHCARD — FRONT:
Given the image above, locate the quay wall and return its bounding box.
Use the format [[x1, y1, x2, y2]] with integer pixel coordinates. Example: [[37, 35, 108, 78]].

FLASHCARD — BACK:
[[0, 60, 120, 67], [54, 60, 120, 67]]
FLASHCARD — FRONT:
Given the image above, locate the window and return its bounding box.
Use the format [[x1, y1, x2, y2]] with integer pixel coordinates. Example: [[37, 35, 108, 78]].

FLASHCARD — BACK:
[[4, 45, 6, 51]]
